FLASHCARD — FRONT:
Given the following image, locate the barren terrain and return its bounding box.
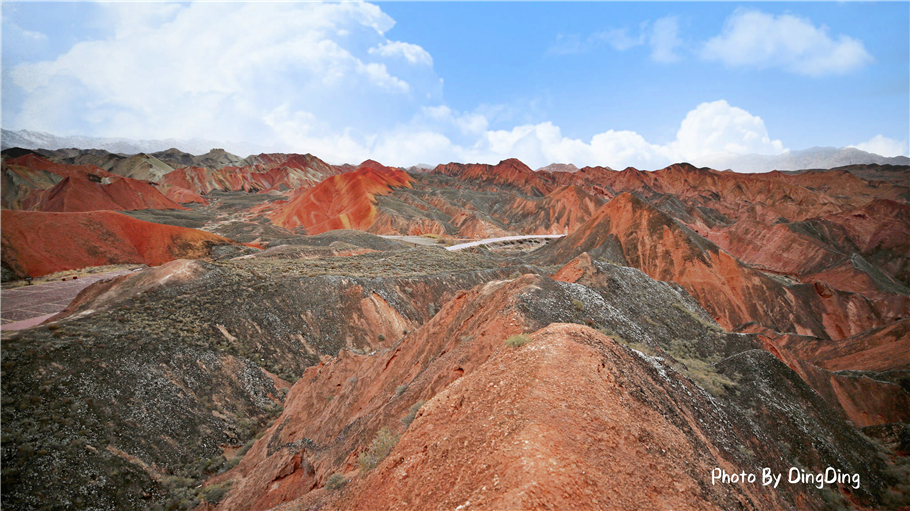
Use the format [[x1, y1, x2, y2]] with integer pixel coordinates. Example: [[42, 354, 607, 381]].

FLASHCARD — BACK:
[[1, 146, 908, 510]]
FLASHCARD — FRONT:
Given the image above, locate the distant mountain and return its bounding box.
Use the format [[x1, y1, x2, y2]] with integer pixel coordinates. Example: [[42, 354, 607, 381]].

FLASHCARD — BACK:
[[536, 163, 580, 173], [697, 146, 910, 173], [4, 129, 908, 173], [0, 129, 272, 159]]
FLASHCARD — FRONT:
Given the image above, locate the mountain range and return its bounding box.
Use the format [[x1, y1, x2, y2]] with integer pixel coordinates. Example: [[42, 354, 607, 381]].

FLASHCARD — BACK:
[[1, 142, 909, 510], [3, 128, 908, 172]]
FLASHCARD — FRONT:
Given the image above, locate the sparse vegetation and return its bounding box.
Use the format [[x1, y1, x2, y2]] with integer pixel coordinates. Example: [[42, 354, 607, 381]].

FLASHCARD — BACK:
[[505, 334, 531, 348], [201, 481, 233, 505], [356, 427, 399, 472], [401, 400, 427, 428], [672, 302, 724, 332], [571, 298, 585, 311], [396, 384, 407, 396], [665, 339, 736, 397], [325, 473, 348, 490]]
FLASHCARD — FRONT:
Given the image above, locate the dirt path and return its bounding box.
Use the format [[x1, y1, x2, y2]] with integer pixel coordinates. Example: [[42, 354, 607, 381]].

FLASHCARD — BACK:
[[1, 268, 138, 330], [446, 234, 565, 251]]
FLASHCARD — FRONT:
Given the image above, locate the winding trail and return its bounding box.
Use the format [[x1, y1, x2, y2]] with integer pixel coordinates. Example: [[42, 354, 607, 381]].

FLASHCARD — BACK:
[[446, 234, 565, 252]]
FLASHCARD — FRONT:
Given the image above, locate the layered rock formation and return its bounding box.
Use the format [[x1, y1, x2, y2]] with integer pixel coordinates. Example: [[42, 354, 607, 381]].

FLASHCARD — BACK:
[[2, 147, 907, 511], [0, 210, 246, 279], [267, 165, 412, 233], [535, 193, 909, 340]]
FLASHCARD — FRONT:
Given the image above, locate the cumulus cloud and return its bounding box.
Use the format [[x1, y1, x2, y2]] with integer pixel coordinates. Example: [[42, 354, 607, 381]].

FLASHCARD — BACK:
[[7, 3, 793, 170], [369, 41, 433, 66], [7, 2, 436, 146], [701, 9, 874, 76], [667, 100, 784, 160], [389, 99, 785, 170], [849, 135, 908, 157]]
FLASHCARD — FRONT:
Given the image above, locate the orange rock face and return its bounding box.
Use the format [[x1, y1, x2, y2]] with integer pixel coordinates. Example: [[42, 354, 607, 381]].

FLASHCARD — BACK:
[[162, 185, 209, 205], [3, 153, 185, 212], [498, 184, 606, 234], [267, 165, 412, 233], [537, 193, 909, 339], [160, 153, 341, 195], [434, 158, 555, 196], [21, 175, 187, 212], [1, 210, 241, 278], [752, 322, 910, 428], [344, 325, 778, 511], [209, 269, 890, 511]]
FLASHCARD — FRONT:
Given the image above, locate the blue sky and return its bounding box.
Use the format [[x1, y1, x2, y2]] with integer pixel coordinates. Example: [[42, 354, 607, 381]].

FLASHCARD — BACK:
[[2, 2, 908, 168]]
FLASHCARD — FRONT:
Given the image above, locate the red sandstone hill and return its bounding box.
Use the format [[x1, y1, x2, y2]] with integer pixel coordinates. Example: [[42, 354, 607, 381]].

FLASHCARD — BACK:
[[497, 184, 606, 235], [267, 164, 412, 233], [2, 153, 117, 181], [707, 199, 910, 292], [3, 153, 188, 211], [20, 175, 187, 212], [433, 158, 555, 196], [160, 153, 341, 195], [543, 165, 617, 198], [207, 270, 892, 511], [593, 163, 853, 224], [0, 210, 245, 278], [554, 163, 910, 232], [771, 168, 909, 205], [2, 154, 120, 209], [535, 193, 909, 340]]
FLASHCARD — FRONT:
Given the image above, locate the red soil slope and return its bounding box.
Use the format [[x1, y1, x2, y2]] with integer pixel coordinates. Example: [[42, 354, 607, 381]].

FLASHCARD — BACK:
[[21, 176, 187, 212], [498, 184, 606, 235], [4, 153, 188, 211], [763, 318, 910, 373], [749, 324, 910, 428], [268, 165, 412, 233], [1, 210, 240, 278], [161, 153, 341, 195], [208, 273, 880, 511], [539, 193, 909, 339], [162, 185, 209, 205], [568, 163, 875, 224], [3, 153, 118, 181], [707, 199, 910, 293], [434, 158, 555, 196]]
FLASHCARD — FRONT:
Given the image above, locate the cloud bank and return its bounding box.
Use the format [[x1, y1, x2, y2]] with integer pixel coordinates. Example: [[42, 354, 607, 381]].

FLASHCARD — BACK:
[[849, 135, 908, 158], [701, 9, 874, 77], [6, 3, 898, 169]]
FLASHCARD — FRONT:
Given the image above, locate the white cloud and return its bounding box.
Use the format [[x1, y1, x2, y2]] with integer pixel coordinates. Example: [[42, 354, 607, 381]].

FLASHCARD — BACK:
[[549, 17, 679, 63], [849, 135, 908, 157], [369, 41, 433, 66], [649, 17, 682, 63], [701, 9, 873, 76], [7, 3, 797, 170], [419, 105, 488, 136], [388, 100, 784, 170], [668, 100, 784, 161], [8, 2, 431, 145], [359, 62, 410, 93]]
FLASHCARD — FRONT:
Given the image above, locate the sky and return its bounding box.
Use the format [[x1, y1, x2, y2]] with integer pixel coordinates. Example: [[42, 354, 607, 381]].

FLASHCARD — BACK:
[[2, 1, 908, 168]]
